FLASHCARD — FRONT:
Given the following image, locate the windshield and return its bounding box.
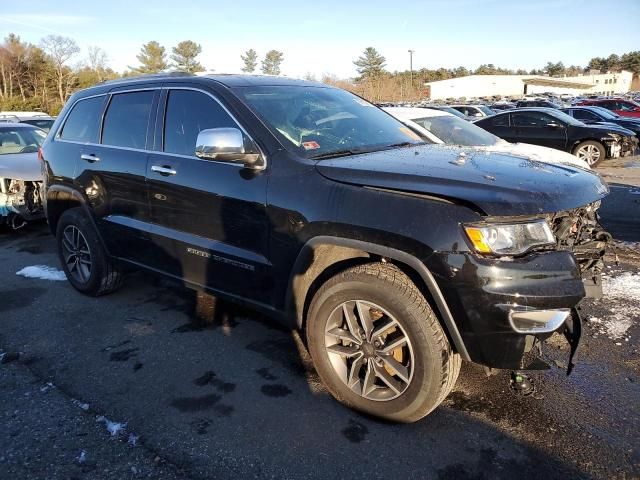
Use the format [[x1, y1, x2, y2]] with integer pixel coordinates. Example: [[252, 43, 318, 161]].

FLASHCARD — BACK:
[[237, 86, 423, 158], [546, 109, 584, 126], [587, 106, 618, 119], [478, 105, 495, 116], [0, 126, 45, 155], [411, 115, 501, 146]]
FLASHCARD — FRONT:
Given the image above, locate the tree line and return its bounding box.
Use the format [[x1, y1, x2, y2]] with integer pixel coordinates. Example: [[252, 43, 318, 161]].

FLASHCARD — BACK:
[[1, 33, 638, 114]]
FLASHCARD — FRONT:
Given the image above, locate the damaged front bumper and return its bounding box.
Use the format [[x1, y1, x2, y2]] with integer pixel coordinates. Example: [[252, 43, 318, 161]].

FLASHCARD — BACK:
[[0, 178, 44, 229], [427, 201, 609, 372]]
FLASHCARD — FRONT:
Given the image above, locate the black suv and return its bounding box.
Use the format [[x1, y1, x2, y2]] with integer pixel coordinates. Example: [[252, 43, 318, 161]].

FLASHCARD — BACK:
[[42, 74, 610, 422]]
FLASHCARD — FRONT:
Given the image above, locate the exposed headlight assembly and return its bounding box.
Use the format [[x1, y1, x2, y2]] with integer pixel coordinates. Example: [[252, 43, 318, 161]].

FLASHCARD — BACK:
[[464, 220, 555, 256]]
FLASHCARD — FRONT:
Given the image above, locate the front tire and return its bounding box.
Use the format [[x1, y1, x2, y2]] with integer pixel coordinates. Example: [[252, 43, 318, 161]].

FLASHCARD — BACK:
[[56, 208, 123, 296], [573, 140, 605, 166], [306, 263, 460, 422]]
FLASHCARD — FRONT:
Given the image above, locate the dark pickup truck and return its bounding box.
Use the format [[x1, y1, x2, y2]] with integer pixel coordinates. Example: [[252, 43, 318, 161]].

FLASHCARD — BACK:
[[41, 74, 610, 422]]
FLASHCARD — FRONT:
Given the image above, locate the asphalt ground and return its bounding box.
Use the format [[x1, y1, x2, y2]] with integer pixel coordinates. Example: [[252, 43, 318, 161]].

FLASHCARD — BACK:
[[0, 160, 638, 480]]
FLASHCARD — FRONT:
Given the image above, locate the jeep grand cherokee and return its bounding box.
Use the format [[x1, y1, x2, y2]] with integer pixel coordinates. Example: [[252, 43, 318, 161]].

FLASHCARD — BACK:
[[41, 74, 610, 422]]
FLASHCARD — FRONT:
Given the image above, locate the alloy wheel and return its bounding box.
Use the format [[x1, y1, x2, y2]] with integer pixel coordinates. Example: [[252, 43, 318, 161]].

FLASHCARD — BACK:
[[61, 225, 92, 283], [324, 300, 415, 401], [576, 144, 601, 165]]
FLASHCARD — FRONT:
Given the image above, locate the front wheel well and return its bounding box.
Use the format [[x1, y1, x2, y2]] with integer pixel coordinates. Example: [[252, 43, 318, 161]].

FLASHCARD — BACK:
[[289, 239, 467, 359]]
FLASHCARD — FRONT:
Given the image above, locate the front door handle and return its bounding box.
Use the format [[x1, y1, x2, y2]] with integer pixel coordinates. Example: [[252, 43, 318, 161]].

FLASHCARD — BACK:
[[151, 165, 177, 176], [80, 153, 100, 163]]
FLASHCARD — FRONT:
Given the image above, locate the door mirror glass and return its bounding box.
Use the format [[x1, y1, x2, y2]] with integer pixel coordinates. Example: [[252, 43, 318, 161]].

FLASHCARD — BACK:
[[547, 122, 561, 129], [195, 128, 263, 169]]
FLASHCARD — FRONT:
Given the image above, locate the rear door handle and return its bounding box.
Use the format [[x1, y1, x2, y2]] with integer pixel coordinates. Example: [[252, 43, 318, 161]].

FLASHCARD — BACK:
[[151, 165, 177, 176], [80, 153, 100, 163]]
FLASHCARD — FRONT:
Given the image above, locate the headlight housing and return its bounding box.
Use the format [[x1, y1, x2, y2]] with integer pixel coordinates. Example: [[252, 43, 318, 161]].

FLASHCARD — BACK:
[[464, 220, 555, 256]]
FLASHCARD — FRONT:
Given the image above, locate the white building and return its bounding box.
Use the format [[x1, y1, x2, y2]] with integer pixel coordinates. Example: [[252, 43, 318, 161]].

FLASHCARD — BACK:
[[424, 70, 634, 100]]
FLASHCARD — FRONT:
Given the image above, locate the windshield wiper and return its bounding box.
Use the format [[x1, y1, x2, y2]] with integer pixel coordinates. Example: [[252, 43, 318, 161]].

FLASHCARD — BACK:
[[310, 147, 376, 160], [310, 142, 426, 160]]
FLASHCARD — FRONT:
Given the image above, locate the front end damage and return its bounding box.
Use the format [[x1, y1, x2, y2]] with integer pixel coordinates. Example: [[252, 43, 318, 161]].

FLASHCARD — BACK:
[[519, 201, 611, 375], [0, 178, 44, 229]]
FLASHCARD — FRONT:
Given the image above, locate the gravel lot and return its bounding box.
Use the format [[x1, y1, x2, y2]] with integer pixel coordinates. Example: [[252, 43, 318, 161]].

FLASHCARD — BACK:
[[0, 160, 638, 480]]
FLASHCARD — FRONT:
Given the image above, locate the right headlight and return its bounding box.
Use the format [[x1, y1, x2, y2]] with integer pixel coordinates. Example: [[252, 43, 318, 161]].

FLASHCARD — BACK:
[[464, 220, 555, 256]]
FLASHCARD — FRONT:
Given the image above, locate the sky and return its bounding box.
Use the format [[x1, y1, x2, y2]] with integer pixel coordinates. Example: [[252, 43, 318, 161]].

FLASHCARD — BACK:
[[1, 0, 639, 79]]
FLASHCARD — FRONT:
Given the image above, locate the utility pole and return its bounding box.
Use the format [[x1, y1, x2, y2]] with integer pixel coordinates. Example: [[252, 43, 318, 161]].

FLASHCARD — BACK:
[[408, 49, 415, 97]]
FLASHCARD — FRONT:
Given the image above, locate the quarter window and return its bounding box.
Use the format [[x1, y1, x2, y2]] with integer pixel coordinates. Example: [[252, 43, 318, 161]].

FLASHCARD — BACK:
[[163, 90, 238, 157], [60, 96, 105, 143], [102, 91, 154, 149]]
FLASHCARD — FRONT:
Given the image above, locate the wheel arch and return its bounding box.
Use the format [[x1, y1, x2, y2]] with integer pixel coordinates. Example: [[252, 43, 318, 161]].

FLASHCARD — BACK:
[[285, 236, 471, 361]]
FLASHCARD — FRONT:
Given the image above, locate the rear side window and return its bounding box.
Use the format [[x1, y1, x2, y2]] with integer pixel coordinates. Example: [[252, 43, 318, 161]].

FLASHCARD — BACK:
[[102, 91, 154, 149], [573, 110, 599, 121], [163, 90, 239, 157], [60, 96, 105, 143]]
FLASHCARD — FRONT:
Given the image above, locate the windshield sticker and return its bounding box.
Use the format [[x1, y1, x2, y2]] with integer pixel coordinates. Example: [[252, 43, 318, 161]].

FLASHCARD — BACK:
[[302, 141, 321, 150], [399, 127, 422, 141]]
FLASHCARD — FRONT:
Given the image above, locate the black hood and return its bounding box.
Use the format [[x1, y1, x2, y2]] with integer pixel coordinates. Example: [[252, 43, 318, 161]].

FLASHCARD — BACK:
[[315, 145, 609, 216]]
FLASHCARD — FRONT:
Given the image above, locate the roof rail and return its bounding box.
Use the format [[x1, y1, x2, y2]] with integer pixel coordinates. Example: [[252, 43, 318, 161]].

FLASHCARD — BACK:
[[98, 71, 195, 86]]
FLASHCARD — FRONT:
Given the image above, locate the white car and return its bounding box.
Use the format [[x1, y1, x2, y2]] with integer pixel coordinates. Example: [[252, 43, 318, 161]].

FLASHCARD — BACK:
[[0, 123, 46, 229], [384, 107, 590, 169]]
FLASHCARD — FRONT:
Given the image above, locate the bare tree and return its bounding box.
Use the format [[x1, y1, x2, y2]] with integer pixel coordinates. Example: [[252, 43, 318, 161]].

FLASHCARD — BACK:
[[87, 46, 108, 82], [41, 35, 80, 102]]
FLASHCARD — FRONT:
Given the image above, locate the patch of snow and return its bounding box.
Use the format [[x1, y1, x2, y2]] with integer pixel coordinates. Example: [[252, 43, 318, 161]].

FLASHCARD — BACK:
[[71, 398, 90, 411], [39, 382, 55, 393], [76, 450, 87, 464], [128, 433, 139, 447], [588, 272, 640, 341], [96, 415, 127, 437], [16, 265, 67, 281]]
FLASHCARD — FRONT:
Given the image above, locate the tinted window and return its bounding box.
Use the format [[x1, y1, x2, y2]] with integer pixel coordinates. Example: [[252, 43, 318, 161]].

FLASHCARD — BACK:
[[573, 110, 600, 121], [164, 90, 238, 156], [60, 96, 105, 143], [22, 119, 55, 130], [512, 112, 553, 127], [102, 91, 154, 149]]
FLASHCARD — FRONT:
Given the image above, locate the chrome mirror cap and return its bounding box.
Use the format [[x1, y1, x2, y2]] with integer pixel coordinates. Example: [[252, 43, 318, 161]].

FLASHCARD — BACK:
[[195, 128, 263, 169]]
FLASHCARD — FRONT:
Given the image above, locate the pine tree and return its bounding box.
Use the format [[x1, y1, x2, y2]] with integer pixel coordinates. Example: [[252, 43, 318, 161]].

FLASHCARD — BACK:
[[130, 41, 168, 74], [241, 49, 258, 73], [171, 40, 204, 73], [261, 50, 284, 75], [353, 47, 386, 81]]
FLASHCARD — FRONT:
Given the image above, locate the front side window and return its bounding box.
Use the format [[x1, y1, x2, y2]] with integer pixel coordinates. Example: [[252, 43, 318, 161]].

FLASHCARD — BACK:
[[0, 126, 46, 154], [237, 86, 423, 158], [102, 91, 154, 149], [60, 96, 105, 143], [163, 90, 238, 157]]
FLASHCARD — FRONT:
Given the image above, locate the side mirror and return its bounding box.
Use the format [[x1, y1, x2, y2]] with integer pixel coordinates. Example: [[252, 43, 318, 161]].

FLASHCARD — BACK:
[[195, 128, 264, 170], [473, 112, 483, 117], [547, 122, 562, 129]]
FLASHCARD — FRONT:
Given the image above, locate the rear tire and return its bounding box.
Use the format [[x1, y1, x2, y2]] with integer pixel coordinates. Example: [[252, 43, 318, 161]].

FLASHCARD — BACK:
[[56, 208, 123, 296], [573, 140, 605, 167], [306, 262, 460, 423]]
